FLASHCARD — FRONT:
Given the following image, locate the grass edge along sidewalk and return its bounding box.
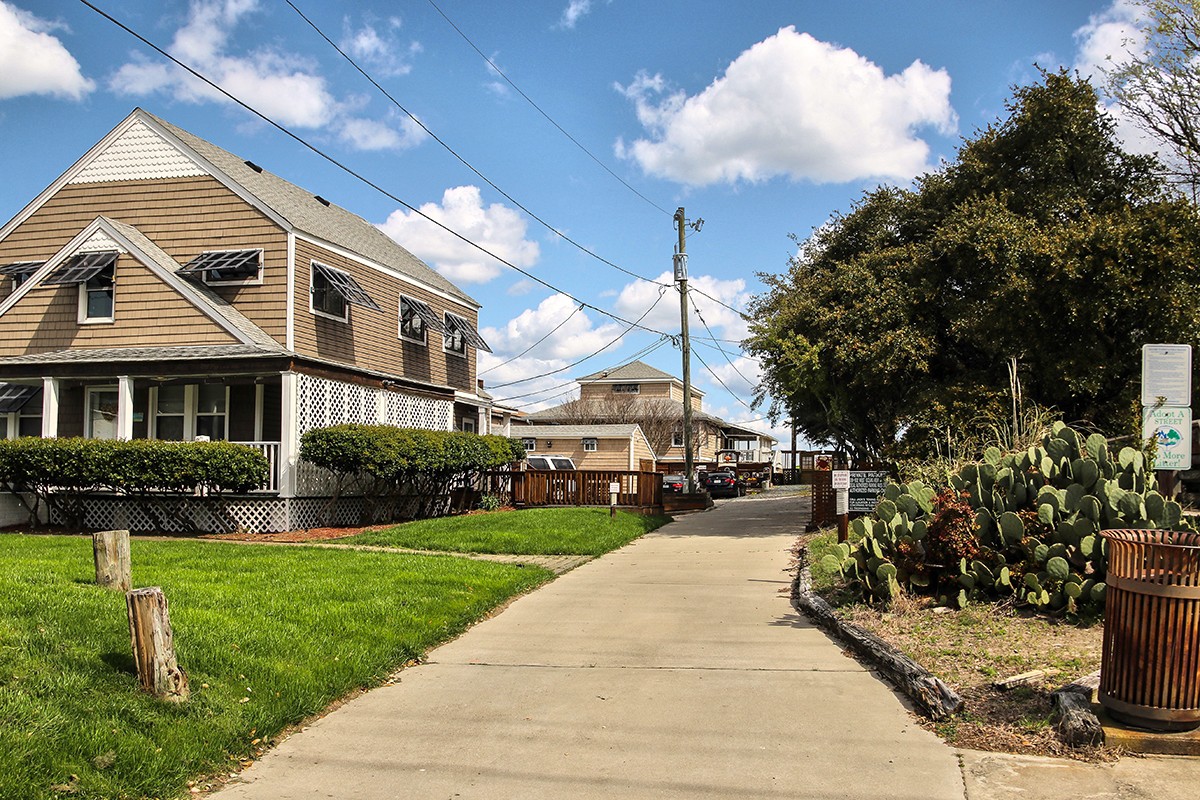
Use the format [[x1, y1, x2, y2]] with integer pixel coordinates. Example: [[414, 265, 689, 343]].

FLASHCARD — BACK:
[[343, 507, 672, 556], [0, 536, 554, 800]]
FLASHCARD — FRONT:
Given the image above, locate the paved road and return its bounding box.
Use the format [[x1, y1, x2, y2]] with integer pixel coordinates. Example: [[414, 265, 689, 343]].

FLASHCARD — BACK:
[[213, 489, 1200, 799]]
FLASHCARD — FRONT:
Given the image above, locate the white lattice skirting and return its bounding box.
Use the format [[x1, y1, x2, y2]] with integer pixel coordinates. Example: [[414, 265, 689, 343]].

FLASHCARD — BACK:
[[296, 373, 452, 435], [50, 495, 370, 534]]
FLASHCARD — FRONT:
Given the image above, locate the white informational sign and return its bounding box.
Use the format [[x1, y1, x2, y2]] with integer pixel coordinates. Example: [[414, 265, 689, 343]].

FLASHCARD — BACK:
[[1144, 406, 1193, 470], [1142, 344, 1192, 407], [831, 470, 850, 490], [835, 489, 848, 515], [609, 482, 621, 494]]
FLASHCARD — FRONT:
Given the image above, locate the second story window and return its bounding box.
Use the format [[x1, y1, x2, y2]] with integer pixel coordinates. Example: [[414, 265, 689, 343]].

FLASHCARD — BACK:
[[444, 312, 493, 357], [43, 251, 118, 323], [177, 250, 262, 284], [0, 261, 41, 290], [613, 383, 640, 394], [400, 295, 444, 345], [582, 437, 598, 452], [672, 430, 684, 447], [310, 261, 381, 322], [522, 437, 536, 451]]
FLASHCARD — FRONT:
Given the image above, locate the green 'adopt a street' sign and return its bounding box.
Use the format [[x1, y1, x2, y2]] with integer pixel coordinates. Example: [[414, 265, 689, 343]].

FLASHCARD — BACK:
[[1143, 406, 1192, 471]]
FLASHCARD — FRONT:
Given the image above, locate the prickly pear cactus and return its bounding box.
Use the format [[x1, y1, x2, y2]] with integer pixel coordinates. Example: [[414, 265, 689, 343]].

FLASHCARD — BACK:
[[837, 422, 1191, 614]]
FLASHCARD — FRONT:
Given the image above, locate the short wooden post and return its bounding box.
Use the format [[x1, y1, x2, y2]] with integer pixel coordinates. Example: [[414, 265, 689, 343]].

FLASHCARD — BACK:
[[126, 587, 189, 702], [93, 530, 131, 592]]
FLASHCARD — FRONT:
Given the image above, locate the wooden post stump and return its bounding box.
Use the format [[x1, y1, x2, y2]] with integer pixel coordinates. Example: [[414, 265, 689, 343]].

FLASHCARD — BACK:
[[126, 587, 189, 702], [93, 530, 131, 592]]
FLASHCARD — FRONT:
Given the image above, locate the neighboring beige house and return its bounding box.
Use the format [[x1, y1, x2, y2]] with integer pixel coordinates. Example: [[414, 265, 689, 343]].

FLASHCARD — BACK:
[[516, 424, 656, 471], [526, 360, 775, 468], [0, 108, 494, 531]]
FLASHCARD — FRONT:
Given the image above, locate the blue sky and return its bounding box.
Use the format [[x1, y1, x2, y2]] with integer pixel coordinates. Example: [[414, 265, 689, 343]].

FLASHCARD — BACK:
[[0, 0, 1148, 445]]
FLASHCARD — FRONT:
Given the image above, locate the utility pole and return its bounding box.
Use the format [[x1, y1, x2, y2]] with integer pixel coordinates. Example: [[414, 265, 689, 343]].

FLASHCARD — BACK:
[[674, 207, 695, 493]]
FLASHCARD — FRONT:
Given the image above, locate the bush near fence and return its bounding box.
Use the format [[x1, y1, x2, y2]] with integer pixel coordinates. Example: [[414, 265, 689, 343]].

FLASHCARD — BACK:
[[0, 438, 268, 529], [299, 425, 525, 522]]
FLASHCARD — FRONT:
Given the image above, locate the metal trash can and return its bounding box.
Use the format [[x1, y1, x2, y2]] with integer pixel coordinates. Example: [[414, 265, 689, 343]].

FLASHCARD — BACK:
[[1099, 529, 1200, 731]]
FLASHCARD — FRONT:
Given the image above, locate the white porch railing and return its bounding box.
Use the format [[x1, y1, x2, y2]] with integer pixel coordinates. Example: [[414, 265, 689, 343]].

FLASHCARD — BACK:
[[233, 441, 281, 492]]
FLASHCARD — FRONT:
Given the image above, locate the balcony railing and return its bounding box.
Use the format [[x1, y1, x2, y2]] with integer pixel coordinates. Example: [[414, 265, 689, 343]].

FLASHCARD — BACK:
[[232, 441, 281, 492]]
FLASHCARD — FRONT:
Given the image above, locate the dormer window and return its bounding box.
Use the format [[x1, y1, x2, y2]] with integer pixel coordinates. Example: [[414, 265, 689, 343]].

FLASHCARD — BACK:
[[42, 251, 118, 323], [612, 383, 640, 394], [177, 250, 261, 284]]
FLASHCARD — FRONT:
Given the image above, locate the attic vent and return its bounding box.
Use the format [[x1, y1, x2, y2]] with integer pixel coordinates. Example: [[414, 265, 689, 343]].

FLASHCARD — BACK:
[[244, 160, 263, 173], [314, 195, 331, 206]]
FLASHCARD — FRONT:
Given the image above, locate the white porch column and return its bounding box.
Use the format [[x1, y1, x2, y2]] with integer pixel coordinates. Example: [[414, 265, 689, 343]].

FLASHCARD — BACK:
[[278, 371, 299, 498], [478, 406, 488, 434], [41, 377, 59, 438], [377, 387, 388, 425], [253, 382, 265, 442], [116, 376, 134, 440]]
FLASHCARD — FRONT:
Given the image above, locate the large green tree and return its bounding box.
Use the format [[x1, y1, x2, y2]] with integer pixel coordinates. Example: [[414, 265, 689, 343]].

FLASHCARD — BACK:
[[748, 71, 1200, 460]]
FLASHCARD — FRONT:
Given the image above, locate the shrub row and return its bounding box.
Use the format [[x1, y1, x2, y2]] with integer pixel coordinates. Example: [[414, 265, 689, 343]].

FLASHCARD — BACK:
[[299, 425, 525, 521], [0, 437, 269, 529]]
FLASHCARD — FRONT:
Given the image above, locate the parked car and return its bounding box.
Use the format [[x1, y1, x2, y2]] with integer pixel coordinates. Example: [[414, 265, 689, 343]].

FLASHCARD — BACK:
[[661, 474, 685, 494], [703, 470, 744, 498], [526, 455, 577, 470]]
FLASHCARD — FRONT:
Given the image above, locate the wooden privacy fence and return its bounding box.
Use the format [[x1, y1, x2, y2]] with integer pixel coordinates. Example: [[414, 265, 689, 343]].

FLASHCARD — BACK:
[[483, 470, 663, 510]]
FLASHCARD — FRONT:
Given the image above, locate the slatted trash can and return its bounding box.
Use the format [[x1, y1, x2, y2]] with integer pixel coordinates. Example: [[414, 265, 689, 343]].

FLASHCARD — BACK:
[[1099, 529, 1200, 731]]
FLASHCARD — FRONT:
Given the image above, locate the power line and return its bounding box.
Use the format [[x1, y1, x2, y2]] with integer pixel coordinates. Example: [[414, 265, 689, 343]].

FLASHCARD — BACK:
[[478, 302, 585, 376], [494, 335, 671, 405], [488, 287, 668, 390], [77, 0, 670, 340], [284, 0, 671, 290], [693, 346, 755, 413], [424, 0, 673, 218], [690, 293, 758, 391]]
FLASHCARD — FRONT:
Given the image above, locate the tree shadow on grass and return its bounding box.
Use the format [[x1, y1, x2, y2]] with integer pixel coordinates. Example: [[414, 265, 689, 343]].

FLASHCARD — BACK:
[[100, 650, 136, 675]]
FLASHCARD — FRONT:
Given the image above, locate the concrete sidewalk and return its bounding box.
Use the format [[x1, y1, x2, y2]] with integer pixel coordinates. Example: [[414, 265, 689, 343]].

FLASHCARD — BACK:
[[213, 492, 1199, 799]]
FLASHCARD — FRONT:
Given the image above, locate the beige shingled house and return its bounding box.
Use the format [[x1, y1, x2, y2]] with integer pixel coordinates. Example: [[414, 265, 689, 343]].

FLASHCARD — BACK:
[[0, 108, 494, 531]]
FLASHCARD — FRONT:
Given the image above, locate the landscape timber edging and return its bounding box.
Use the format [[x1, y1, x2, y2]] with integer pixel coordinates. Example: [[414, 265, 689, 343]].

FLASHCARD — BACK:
[[790, 544, 964, 720]]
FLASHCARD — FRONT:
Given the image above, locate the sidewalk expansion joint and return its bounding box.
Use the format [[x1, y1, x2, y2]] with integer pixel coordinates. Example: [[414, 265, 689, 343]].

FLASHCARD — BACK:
[[427, 661, 863, 673]]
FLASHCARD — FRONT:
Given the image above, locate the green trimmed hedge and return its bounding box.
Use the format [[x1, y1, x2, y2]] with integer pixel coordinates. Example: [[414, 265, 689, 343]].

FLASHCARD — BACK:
[[299, 425, 525, 521], [0, 438, 268, 528]]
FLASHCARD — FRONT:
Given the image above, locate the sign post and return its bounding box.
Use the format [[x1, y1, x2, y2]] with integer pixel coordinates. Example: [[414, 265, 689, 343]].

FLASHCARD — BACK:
[[1142, 344, 1192, 497], [609, 481, 620, 518], [832, 470, 850, 543]]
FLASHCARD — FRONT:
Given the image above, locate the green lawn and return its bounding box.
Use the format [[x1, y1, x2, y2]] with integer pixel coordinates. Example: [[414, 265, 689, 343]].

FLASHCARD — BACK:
[[0, 536, 552, 800], [343, 507, 671, 556]]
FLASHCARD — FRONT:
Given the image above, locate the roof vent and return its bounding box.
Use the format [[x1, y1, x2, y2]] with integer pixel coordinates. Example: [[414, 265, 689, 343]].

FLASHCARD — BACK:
[[314, 195, 331, 206], [244, 160, 263, 173]]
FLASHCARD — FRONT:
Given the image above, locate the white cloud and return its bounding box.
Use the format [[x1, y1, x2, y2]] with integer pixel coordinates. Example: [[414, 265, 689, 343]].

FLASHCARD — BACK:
[[341, 17, 421, 77], [109, 0, 407, 151], [338, 115, 425, 151], [558, 0, 592, 29], [0, 2, 94, 101], [706, 354, 762, 396], [377, 186, 540, 284], [615, 26, 957, 186], [614, 272, 752, 342], [1073, 0, 1162, 157], [481, 293, 623, 361]]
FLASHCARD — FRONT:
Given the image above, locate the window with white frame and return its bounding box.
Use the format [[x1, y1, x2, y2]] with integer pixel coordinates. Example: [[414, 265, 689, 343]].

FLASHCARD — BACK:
[[582, 438, 598, 452], [672, 429, 684, 447], [522, 437, 536, 451], [612, 383, 640, 394], [310, 264, 347, 320], [399, 296, 428, 344], [85, 387, 119, 439], [17, 391, 42, 438], [461, 417, 476, 433], [80, 263, 115, 322], [151, 384, 229, 441]]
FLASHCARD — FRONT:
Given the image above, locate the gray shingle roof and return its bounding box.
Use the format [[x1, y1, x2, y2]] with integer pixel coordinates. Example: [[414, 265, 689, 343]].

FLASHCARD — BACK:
[[576, 360, 679, 383], [515, 423, 643, 439], [0, 345, 277, 364], [144, 111, 478, 308]]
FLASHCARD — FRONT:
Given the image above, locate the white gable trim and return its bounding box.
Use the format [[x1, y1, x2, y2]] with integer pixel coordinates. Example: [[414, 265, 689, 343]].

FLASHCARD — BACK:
[[0, 217, 256, 346], [293, 231, 480, 312]]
